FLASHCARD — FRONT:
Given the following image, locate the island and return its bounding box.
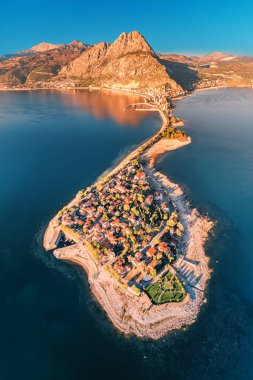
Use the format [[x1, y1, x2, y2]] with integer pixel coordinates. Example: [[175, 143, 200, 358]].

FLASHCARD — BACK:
[[43, 100, 212, 339]]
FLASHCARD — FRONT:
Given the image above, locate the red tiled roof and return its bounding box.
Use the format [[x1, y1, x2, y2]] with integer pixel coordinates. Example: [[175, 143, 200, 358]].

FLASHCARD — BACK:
[[147, 247, 156, 255]]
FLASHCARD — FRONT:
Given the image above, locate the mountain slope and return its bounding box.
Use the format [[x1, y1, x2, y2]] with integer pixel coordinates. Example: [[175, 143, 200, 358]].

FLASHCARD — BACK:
[[159, 51, 253, 91], [17, 42, 64, 54], [0, 31, 183, 99], [59, 31, 182, 97], [197, 55, 253, 89], [200, 51, 235, 64], [0, 41, 88, 87], [2, 32, 252, 96]]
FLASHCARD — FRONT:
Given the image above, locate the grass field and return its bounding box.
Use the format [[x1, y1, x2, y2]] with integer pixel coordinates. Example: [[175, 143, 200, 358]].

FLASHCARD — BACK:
[[144, 271, 185, 304]]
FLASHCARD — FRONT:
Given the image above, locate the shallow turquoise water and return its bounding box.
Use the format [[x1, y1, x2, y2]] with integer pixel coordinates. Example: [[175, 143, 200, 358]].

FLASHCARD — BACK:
[[1, 88, 253, 380]]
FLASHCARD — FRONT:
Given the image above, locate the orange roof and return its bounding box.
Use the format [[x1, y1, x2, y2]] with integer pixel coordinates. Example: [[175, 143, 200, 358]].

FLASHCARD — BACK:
[[148, 259, 157, 268], [115, 265, 124, 272], [147, 247, 156, 255], [135, 251, 142, 259]]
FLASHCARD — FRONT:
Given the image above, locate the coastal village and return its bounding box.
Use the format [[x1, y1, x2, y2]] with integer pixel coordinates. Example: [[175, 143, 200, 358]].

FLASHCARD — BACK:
[[55, 151, 186, 303], [43, 93, 211, 338]]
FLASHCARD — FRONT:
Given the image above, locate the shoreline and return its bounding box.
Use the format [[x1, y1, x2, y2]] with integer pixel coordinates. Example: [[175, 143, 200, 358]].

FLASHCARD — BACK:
[[43, 97, 213, 339], [0, 85, 151, 101], [194, 85, 253, 93], [172, 85, 253, 102], [2, 83, 252, 96]]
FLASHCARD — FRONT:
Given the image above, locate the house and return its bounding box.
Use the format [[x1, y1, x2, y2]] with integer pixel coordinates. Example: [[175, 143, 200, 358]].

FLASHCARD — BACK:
[[142, 240, 148, 247], [135, 251, 142, 260], [145, 195, 153, 205], [125, 264, 132, 272], [114, 263, 125, 274], [115, 185, 126, 193], [147, 259, 158, 269], [111, 219, 121, 228], [91, 233, 104, 242], [128, 256, 135, 263], [158, 242, 170, 254], [136, 227, 144, 234], [107, 233, 117, 245], [129, 257, 140, 267], [134, 171, 146, 182], [146, 247, 156, 258], [62, 217, 72, 226], [161, 202, 170, 212], [124, 227, 131, 236], [128, 256, 140, 267], [129, 215, 136, 225], [86, 206, 96, 216], [102, 221, 110, 229], [127, 165, 135, 173]]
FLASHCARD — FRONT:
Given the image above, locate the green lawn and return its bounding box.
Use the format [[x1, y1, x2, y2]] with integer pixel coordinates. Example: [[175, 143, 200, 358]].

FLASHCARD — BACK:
[[144, 271, 186, 304]]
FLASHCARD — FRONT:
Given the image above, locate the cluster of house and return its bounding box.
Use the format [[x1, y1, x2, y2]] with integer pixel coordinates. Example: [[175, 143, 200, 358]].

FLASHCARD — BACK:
[[25, 79, 80, 89], [113, 241, 175, 282], [58, 160, 182, 287]]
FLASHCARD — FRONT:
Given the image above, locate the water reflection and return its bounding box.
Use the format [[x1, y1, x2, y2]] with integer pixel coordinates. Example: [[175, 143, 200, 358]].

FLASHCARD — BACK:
[[58, 89, 152, 126]]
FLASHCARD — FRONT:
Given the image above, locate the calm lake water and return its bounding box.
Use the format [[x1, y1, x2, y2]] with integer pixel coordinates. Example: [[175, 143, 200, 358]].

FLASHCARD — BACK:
[[1, 88, 253, 380]]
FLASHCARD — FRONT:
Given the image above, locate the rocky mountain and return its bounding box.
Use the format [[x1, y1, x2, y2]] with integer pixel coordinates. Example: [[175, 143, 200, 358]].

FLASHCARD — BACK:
[[199, 51, 236, 64], [17, 42, 64, 54], [159, 51, 253, 91], [197, 55, 253, 89], [158, 54, 200, 91], [58, 31, 183, 97], [0, 31, 183, 99], [0, 41, 88, 87], [1, 31, 253, 96]]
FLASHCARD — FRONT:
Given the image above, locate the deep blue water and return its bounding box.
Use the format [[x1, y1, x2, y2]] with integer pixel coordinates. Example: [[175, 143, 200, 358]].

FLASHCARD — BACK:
[[1, 88, 253, 380], [156, 88, 253, 379]]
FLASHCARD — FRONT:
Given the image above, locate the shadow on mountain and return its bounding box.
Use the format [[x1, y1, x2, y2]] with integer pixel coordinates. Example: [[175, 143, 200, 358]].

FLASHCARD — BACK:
[[159, 59, 200, 92]]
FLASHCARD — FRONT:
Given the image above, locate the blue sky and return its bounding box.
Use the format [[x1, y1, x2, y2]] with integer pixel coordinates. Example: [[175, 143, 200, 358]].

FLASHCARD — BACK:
[[1, 0, 253, 56]]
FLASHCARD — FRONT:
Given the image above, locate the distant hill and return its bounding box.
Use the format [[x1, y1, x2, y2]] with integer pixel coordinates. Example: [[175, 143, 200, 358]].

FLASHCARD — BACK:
[[198, 51, 236, 64], [17, 42, 64, 54], [197, 55, 253, 89], [0, 41, 88, 87], [159, 51, 253, 91]]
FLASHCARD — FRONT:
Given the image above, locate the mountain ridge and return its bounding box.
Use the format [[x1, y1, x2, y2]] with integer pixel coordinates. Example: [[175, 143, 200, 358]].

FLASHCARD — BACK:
[[0, 31, 183, 102], [1, 31, 253, 97], [17, 42, 64, 54], [58, 30, 181, 98]]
